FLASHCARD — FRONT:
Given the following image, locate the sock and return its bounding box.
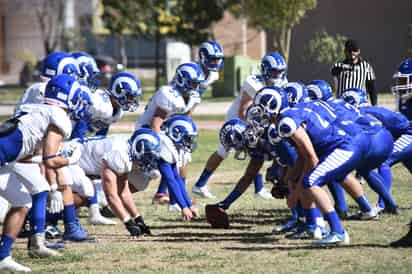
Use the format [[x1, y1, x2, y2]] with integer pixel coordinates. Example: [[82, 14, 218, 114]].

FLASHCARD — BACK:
[[30, 191, 48, 235], [355, 194, 372, 212], [296, 201, 305, 218], [220, 189, 242, 210], [253, 174, 263, 193], [156, 176, 168, 194], [195, 168, 213, 188], [0, 235, 14, 260], [88, 188, 99, 207], [328, 181, 348, 214], [304, 207, 322, 226], [364, 171, 397, 209], [63, 204, 77, 224], [378, 164, 392, 208], [324, 211, 344, 234], [290, 207, 298, 220], [46, 211, 62, 226]]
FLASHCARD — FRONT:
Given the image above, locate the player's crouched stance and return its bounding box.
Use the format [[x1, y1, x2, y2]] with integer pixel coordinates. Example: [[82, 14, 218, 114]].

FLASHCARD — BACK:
[[0, 74, 91, 272]]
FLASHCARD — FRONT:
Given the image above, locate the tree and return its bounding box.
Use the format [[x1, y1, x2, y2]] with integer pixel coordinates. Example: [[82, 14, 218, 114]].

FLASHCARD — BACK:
[[304, 30, 347, 65], [102, 0, 153, 67], [34, 0, 66, 55], [229, 0, 317, 63], [172, 1, 227, 47]]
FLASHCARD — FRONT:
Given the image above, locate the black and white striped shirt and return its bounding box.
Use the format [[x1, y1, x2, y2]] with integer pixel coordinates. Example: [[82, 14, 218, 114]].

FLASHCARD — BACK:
[[331, 58, 376, 97]]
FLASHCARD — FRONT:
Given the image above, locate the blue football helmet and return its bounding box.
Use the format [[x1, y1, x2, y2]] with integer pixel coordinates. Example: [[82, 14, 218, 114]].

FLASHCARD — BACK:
[[284, 82, 309, 106], [42, 52, 79, 79], [307, 80, 333, 101], [260, 52, 287, 86], [44, 74, 91, 119], [219, 119, 248, 160], [174, 62, 202, 96], [70, 83, 93, 121], [392, 58, 412, 97], [341, 88, 368, 107], [163, 115, 198, 153], [108, 72, 142, 112], [198, 40, 224, 72], [245, 104, 271, 130], [71, 52, 99, 80], [129, 128, 161, 172], [253, 86, 288, 118]]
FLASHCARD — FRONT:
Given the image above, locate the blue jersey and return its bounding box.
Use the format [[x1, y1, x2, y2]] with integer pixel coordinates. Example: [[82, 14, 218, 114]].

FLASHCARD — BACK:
[[277, 104, 347, 156], [360, 105, 412, 139], [326, 98, 381, 136]]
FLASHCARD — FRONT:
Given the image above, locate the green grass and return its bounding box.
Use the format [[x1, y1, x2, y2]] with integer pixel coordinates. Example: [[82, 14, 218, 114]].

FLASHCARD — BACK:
[[6, 128, 412, 273]]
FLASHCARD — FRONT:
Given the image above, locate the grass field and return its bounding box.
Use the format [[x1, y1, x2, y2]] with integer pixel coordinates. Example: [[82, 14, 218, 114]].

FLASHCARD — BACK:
[[5, 128, 412, 274]]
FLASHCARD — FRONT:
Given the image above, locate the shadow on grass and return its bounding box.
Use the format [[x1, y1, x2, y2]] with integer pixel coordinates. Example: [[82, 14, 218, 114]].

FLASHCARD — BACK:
[[147, 231, 278, 244], [223, 242, 393, 252]]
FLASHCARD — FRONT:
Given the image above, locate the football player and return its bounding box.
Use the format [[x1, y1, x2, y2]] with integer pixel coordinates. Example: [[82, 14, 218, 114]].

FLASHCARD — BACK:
[[192, 52, 288, 199], [392, 58, 412, 121], [197, 40, 224, 96], [0, 74, 90, 271], [135, 62, 202, 204]]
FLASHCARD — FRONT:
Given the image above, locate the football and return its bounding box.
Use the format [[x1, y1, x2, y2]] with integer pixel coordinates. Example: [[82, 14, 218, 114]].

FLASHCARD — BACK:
[[205, 204, 230, 229]]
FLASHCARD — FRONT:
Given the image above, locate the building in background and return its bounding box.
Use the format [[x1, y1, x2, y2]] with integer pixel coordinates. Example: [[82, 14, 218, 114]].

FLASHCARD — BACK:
[[0, 0, 410, 93]]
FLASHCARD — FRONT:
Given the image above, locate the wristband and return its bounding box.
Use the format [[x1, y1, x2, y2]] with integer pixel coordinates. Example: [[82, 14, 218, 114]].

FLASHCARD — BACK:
[[50, 184, 58, 192]]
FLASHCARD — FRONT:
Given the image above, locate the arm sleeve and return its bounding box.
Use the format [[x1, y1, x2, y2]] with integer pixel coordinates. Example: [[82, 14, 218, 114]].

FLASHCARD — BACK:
[[158, 160, 188, 209], [366, 79, 377, 106], [171, 165, 192, 208]]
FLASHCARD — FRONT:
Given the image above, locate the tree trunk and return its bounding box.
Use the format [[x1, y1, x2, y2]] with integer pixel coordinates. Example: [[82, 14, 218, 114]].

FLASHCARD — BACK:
[[154, 29, 161, 91], [265, 28, 276, 52], [118, 34, 127, 68]]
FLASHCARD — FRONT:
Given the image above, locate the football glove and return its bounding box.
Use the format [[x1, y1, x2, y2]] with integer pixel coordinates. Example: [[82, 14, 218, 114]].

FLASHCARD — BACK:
[[124, 219, 142, 237]]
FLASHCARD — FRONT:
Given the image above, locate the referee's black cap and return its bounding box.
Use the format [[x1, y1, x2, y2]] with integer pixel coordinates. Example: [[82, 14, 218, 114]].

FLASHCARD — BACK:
[[345, 39, 360, 51]]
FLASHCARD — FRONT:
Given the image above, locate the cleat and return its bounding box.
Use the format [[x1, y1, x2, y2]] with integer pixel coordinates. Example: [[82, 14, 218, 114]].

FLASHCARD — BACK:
[[272, 218, 302, 234], [100, 206, 116, 218], [63, 220, 95, 242], [255, 188, 274, 200], [45, 240, 65, 249], [28, 233, 61, 258], [168, 203, 181, 212], [0, 256, 31, 272], [390, 223, 412, 247], [313, 230, 350, 246], [45, 225, 63, 239], [88, 204, 117, 225], [152, 193, 170, 205], [350, 208, 379, 220], [286, 224, 329, 240], [192, 185, 216, 199], [374, 203, 385, 214], [383, 206, 400, 215]]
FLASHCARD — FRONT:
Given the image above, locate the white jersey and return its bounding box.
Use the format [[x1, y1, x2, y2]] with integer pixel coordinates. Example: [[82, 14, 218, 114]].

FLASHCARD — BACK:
[[136, 85, 189, 129], [78, 135, 131, 176], [226, 74, 288, 121], [88, 89, 124, 131], [15, 82, 47, 113], [16, 103, 72, 159]]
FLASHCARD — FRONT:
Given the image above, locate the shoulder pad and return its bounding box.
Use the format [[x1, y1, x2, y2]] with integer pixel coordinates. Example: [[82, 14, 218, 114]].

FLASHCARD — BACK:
[[50, 107, 72, 138], [241, 75, 265, 98]]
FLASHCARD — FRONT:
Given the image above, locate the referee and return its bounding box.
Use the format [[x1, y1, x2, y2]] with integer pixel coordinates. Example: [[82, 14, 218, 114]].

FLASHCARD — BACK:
[[331, 39, 377, 105]]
